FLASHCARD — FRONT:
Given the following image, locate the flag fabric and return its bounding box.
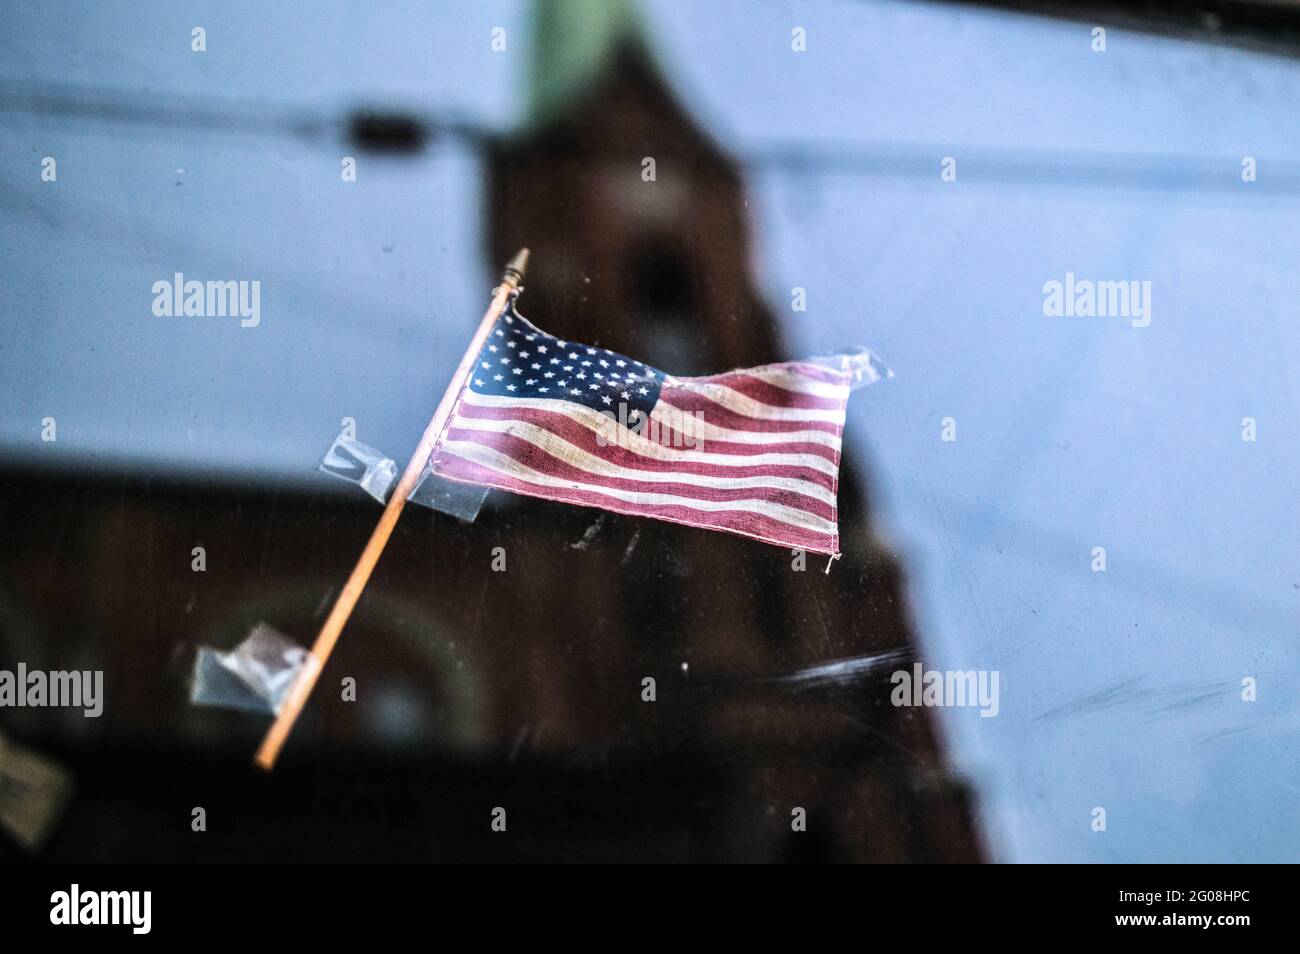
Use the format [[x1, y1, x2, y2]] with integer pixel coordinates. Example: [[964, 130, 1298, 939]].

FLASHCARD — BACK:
[[429, 299, 869, 556]]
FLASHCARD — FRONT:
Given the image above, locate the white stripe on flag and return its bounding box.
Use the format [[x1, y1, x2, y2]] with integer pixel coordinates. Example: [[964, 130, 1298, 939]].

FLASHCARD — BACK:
[[444, 416, 837, 506], [662, 382, 847, 422], [648, 404, 842, 449], [437, 439, 839, 536], [457, 391, 840, 476]]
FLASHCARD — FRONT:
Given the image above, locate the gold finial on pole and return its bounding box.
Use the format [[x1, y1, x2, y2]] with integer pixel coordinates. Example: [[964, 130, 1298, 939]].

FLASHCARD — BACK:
[[501, 247, 529, 289]]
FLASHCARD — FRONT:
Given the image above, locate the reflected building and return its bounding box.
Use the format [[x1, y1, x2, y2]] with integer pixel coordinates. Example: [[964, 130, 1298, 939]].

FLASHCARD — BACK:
[[462, 1, 987, 861]]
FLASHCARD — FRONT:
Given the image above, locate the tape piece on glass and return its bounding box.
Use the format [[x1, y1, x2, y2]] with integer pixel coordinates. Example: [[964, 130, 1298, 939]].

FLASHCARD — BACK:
[[0, 730, 74, 853], [318, 429, 486, 521], [190, 621, 311, 716]]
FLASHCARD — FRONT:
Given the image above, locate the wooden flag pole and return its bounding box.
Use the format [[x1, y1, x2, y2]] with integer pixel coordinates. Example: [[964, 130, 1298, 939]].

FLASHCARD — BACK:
[[254, 249, 530, 771]]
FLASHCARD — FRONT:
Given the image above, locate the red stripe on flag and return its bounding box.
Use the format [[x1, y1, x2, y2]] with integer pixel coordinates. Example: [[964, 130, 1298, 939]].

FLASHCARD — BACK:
[[433, 453, 839, 554], [683, 361, 851, 390], [656, 388, 844, 435], [704, 373, 847, 411], [440, 427, 837, 521], [452, 402, 842, 475]]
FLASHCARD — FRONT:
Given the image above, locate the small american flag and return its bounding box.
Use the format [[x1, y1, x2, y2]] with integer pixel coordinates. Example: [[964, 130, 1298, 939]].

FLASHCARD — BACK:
[[429, 299, 874, 556]]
